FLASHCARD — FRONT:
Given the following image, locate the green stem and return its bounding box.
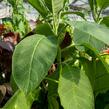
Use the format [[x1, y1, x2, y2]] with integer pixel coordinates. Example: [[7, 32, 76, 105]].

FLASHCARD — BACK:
[[92, 58, 96, 87], [53, 15, 58, 36], [45, 77, 59, 83], [57, 47, 62, 77]]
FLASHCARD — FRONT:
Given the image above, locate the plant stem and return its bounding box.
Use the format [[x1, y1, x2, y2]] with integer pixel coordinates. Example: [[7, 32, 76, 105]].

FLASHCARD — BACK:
[[53, 15, 59, 36], [57, 47, 62, 77], [45, 77, 59, 83]]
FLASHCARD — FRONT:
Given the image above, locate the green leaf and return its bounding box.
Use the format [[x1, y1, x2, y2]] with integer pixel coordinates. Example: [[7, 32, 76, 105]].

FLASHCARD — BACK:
[[82, 59, 95, 89], [28, 0, 48, 17], [44, 0, 52, 12], [68, 21, 109, 46], [94, 59, 109, 95], [101, 16, 109, 27], [44, 0, 64, 34], [35, 23, 55, 37], [61, 11, 86, 20], [82, 43, 109, 73], [3, 88, 40, 109], [3, 90, 29, 109], [12, 34, 57, 94], [81, 44, 109, 95], [47, 67, 59, 109], [58, 64, 94, 109], [44, 0, 64, 14], [73, 29, 105, 51], [82, 58, 109, 95], [88, 0, 94, 10], [48, 69, 59, 97], [48, 96, 59, 109], [96, 0, 109, 9]]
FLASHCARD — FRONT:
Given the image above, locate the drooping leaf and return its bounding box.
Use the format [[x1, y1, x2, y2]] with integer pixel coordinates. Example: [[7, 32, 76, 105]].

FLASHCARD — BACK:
[[73, 29, 105, 51], [58, 64, 94, 109], [12, 34, 57, 94], [68, 21, 109, 46], [82, 43, 109, 73], [81, 59, 95, 89], [82, 57, 109, 95], [81, 44, 109, 95], [94, 59, 109, 95], [28, 0, 48, 18]]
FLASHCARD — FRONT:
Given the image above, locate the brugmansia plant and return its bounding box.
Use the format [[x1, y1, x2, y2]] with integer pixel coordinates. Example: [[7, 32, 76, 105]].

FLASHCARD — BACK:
[[2, 0, 109, 109]]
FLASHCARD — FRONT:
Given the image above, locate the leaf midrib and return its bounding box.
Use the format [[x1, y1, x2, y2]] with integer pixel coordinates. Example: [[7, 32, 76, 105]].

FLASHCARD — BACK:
[[27, 37, 45, 93]]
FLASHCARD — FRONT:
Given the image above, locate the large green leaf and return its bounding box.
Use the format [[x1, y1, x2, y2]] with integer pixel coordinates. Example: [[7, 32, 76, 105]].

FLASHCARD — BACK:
[[28, 0, 48, 17], [94, 55, 109, 94], [3, 88, 40, 109], [82, 43, 109, 73], [94, 59, 109, 95], [73, 29, 105, 51], [96, 0, 109, 9], [82, 44, 109, 95], [82, 58, 109, 96], [58, 64, 94, 109], [12, 34, 57, 94], [3, 90, 29, 109], [68, 21, 109, 46], [82, 59, 95, 89]]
